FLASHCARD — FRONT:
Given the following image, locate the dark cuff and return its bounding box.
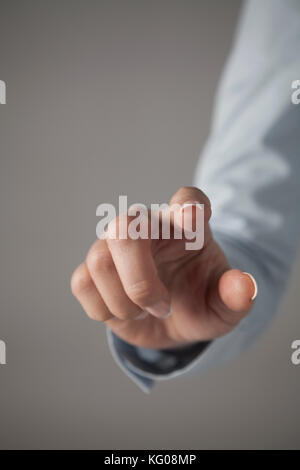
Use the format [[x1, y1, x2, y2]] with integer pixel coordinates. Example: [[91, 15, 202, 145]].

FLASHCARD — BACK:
[[111, 332, 212, 376]]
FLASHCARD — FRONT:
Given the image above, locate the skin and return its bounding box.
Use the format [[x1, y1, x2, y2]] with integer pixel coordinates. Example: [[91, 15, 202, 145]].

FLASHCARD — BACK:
[[71, 187, 256, 350]]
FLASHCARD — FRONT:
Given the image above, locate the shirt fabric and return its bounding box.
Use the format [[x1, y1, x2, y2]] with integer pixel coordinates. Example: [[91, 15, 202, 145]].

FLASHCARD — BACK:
[[107, 0, 300, 393]]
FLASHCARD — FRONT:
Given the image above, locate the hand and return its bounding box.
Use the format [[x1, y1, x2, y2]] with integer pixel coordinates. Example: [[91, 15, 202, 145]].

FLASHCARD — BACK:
[[71, 187, 257, 349]]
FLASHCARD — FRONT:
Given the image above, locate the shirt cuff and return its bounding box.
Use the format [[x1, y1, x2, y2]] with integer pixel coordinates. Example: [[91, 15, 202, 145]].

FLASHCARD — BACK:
[[106, 327, 211, 393]]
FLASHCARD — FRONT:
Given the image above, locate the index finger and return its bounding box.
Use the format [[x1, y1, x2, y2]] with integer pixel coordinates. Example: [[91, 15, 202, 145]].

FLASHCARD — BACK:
[[106, 214, 172, 319]]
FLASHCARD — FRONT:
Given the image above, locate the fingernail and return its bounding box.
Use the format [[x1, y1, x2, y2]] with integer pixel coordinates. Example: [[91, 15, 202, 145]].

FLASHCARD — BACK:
[[145, 301, 172, 319], [135, 311, 149, 321], [243, 272, 258, 301]]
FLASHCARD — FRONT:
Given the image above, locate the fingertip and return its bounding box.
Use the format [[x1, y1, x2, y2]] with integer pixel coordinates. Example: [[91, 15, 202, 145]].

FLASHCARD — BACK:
[[219, 269, 257, 313], [170, 187, 212, 223]]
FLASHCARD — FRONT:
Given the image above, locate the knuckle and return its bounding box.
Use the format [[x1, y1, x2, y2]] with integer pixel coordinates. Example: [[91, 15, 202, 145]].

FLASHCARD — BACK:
[[87, 310, 111, 322], [106, 217, 118, 240], [125, 280, 155, 306], [115, 311, 132, 321], [107, 215, 127, 241], [87, 249, 113, 274], [117, 306, 142, 321], [85, 310, 98, 321], [106, 214, 134, 242], [71, 265, 93, 296]]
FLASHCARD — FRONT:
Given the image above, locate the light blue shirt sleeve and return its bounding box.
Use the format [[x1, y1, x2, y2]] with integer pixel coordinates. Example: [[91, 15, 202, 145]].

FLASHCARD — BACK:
[[107, 0, 300, 393]]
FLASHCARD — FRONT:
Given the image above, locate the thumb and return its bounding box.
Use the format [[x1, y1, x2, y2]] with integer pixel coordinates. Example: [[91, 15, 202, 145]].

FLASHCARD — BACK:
[[209, 269, 258, 329]]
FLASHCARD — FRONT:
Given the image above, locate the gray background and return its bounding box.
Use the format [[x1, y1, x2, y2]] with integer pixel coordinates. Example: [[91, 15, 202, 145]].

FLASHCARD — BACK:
[[0, 0, 299, 449]]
